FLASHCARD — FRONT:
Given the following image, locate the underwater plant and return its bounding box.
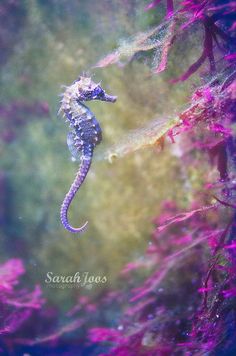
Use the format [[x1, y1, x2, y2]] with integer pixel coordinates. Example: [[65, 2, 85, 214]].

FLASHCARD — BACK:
[[0, 259, 44, 352], [0, 0, 235, 355], [83, 0, 236, 355], [0, 258, 88, 354]]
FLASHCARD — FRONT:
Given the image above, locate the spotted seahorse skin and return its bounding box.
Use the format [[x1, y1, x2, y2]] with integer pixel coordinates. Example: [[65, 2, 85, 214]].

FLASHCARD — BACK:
[[59, 76, 117, 233]]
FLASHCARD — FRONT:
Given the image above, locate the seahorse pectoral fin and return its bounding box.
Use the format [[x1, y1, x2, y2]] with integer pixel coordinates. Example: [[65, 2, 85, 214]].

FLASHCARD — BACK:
[[67, 131, 81, 161]]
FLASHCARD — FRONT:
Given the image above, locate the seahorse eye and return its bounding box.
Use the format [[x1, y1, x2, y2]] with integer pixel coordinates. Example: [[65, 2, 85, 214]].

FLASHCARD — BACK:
[[89, 86, 101, 99]]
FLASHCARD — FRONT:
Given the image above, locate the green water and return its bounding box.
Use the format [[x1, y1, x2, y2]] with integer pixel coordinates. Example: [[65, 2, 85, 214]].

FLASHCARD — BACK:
[[0, 0, 200, 309]]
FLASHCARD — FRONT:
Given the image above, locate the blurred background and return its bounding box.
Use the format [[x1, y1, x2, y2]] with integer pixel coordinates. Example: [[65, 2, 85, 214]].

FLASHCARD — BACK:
[[0, 0, 199, 315]]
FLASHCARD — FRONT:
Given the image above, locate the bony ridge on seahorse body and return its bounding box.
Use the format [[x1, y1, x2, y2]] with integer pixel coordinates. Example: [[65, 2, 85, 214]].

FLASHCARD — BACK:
[[59, 75, 117, 233]]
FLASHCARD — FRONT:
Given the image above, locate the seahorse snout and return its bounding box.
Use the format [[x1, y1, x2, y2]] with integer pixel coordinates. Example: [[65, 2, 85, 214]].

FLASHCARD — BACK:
[[102, 93, 117, 103]]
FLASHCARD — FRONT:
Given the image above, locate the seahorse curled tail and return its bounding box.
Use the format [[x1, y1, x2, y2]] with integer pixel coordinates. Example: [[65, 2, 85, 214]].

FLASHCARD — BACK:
[[60, 144, 93, 233]]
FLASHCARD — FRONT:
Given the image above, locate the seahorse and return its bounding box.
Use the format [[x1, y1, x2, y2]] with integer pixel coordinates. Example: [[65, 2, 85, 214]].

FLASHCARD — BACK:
[[59, 75, 117, 233]]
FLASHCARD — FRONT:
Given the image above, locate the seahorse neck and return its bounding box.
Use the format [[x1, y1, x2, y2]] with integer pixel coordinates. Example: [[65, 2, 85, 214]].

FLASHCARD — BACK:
[[67, 96, 91, 122], [76, 99, 90, 111]]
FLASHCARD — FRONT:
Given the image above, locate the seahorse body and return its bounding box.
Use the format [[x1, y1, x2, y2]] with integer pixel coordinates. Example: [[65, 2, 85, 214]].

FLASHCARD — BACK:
[[59, 76, 117, 233]]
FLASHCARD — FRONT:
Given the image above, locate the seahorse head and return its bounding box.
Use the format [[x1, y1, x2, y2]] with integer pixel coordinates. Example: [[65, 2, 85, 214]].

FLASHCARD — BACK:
[[74, 76, 117, 103]]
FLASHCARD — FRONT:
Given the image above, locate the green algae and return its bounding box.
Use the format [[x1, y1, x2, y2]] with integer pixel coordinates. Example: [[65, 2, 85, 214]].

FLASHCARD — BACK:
[[0, 0, 203, 307]]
